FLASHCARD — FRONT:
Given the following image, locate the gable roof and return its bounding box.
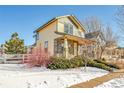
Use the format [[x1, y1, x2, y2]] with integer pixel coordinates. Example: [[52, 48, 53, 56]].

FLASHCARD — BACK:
[[35, 15, 86, 33], [85, 31, 105, 40]]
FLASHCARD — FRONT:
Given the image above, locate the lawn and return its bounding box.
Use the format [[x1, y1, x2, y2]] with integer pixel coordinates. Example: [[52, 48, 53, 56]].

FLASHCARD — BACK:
[[0, 64, 108, 88]]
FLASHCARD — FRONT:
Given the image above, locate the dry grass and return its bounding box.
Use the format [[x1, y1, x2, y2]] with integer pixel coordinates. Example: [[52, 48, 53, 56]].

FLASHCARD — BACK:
[[97, 59, 124, 69], [107, 61, 124, 69], [113, 61, 124, 69]]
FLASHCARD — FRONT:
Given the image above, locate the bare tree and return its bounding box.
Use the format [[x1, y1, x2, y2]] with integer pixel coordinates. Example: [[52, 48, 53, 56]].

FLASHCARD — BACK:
[[83, 16, 103, 33], [83, 17, 105, 59], [83, 17, 117, 59], [115, 5, 124, 46], [104, 25, 117, 44], [99, 25, 118, 59], [116, 6, 124, 32]]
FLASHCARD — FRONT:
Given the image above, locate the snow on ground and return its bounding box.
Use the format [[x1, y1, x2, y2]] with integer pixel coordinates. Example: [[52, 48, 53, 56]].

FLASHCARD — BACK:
[[0, 64, 108, 88], [96, 75, 124, 88]]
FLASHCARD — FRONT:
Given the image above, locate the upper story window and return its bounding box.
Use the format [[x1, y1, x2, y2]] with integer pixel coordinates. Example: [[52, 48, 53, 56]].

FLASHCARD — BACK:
[[78, 31, 82, 37], [64, 23, 73, 35]]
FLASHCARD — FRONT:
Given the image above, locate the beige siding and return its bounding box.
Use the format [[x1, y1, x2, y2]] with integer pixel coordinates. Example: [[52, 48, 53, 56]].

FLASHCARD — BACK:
[[57, 17, 85, 38], [37, 21, 61, 56], [36, 16, 86, 57]]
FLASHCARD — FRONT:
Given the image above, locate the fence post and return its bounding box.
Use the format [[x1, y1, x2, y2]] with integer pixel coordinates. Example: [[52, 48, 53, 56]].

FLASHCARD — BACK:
[[4, 54, 6, 64], [22, 54, 24, 63]]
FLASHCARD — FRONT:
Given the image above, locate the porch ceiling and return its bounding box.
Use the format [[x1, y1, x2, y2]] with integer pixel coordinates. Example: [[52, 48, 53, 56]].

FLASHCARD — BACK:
[[56, 35, 96, 45]]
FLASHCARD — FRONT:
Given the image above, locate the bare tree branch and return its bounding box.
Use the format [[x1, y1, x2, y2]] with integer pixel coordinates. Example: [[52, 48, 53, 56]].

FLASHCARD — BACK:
[[83, 17, 118, 59], [82, 16, 103, 33], [116, 6, 124, 32]]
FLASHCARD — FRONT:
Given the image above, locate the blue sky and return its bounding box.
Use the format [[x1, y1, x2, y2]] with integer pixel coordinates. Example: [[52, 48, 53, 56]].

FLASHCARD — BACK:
[[0, 5, 123, 46]]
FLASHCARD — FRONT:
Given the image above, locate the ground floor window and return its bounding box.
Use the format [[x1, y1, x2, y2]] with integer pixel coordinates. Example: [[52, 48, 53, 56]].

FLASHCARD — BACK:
[[54, 39, 64, 54], [44, 41, 48, 53]]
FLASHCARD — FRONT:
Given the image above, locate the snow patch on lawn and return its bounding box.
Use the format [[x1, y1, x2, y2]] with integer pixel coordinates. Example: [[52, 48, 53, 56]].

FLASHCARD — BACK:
[[0, 64, 108, 88]]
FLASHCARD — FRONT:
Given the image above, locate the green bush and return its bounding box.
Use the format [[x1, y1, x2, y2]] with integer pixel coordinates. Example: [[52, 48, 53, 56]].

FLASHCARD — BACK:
[[94, 59, 119, 69], [48, 57, 70, 69], [69, 56, 84, 68], [87, 59, 113, 71], [47, 56, 84, 69], [47, 56, 114, 71]]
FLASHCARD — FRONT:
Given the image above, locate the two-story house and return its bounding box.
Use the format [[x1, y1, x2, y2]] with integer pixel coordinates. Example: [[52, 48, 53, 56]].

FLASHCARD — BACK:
[[34, 15, 95, 58]]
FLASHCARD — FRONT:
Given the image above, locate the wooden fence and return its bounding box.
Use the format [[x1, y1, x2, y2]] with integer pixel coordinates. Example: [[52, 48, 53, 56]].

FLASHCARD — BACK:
[[0, 54, 30, 64]]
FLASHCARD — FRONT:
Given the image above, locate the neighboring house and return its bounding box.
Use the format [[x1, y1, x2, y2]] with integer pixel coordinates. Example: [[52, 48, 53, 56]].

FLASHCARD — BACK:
[[85, 31, 105, 46], [85, 31, 118, 59], [115, 47, 124, 58], [103, 42, 118, 59], [34, 15, 95, 58], [85, 31, 105, 58]]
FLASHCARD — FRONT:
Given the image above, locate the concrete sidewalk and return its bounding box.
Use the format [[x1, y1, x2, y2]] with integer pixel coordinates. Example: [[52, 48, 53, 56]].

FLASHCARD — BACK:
[[70, 69, 124, 88]]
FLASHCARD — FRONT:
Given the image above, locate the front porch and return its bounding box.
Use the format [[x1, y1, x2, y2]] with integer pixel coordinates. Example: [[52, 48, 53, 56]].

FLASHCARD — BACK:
[[54, 35, 95, 58]]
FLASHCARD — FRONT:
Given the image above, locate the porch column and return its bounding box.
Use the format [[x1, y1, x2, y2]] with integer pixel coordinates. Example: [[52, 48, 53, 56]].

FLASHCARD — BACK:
[[74, 42, 78, 56], [64, 38, 68, 58]]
